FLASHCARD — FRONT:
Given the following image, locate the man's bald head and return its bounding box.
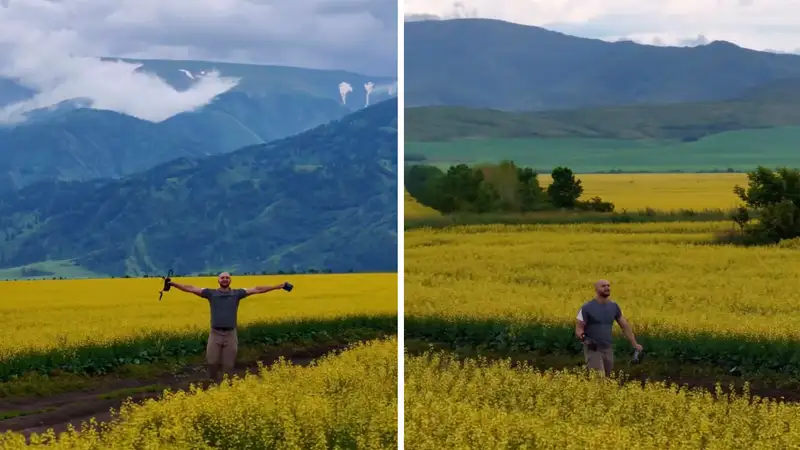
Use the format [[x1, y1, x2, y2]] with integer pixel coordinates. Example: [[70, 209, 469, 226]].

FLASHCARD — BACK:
[[594, 279, 611, 299], [218, 272, 232, 288]]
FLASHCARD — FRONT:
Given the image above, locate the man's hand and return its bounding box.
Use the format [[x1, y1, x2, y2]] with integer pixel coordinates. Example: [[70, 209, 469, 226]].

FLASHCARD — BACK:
[[633, 343, 643, 352]]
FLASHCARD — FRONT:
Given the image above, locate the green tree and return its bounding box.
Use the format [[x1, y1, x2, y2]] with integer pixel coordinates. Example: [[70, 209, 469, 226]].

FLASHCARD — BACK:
[[733, 166, 800, 243], [731, 206, 749, 232], [478, 160, 520, 211], [411, 161, 614, 215], [579, 196, 615, 213], [474, 182, 500, 213], [436, 164, 488, 213], [547, 166, 583, 208], [516, 167, 544, 212], [406, 164, 445, 209]]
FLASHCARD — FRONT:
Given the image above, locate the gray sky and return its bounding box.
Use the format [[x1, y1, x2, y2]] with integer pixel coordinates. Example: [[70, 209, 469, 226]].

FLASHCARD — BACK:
[[405, 0, 800, 53], [1, 0, 397, 74], [0, 0, 397, 123]]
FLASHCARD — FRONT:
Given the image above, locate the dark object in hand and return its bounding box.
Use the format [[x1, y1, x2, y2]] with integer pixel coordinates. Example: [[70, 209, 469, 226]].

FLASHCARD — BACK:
[[580, 334, 598, 351], [158, 269, 174, 301], [283, 282, 293, 292], [631, 349, 645, 364]]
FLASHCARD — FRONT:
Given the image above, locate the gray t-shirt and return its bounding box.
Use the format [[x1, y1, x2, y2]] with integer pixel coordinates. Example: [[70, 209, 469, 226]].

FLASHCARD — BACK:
[[576, 299, 622, 348], [201, 288, 250, 329]]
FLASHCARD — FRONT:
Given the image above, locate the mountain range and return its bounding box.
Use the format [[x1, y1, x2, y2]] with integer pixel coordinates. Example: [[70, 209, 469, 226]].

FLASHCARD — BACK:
[[0, 98, 398, 278], [405, 18, 800, 111], [404, 18, 800, 172], [0, 59, 396, 191]]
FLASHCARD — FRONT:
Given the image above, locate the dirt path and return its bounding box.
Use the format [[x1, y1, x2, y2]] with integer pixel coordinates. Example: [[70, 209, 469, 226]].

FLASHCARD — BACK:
[[620, 373, 800, 403], [404, 343, 800, 404], [1, 343, 351, 438]]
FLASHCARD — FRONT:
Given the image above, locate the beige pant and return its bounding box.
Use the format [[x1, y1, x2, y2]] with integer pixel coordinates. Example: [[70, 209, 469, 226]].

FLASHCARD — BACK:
[[207, 328, 238, 370], [584, 343, 614, 377]]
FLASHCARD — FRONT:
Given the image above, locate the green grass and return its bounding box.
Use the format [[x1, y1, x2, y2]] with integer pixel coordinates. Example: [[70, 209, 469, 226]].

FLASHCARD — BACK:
[[0, 362, 180, 399], [0, 326, 394, 399], [404, 210, 730, 230], [406, 126, 800, 173], [0, 408, 54, 420], [0, 316, 396, 384]]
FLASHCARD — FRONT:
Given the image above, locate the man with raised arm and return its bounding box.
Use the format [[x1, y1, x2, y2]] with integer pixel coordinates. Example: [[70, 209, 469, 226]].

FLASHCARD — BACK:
[[575, 279, 643, 377], [169, 272, 287, 382]]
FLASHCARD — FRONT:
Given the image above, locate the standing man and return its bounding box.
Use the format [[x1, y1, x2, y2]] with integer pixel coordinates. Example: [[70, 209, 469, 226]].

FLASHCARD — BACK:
[[168, 272, 288, 382], [575, 279, 642, 377]]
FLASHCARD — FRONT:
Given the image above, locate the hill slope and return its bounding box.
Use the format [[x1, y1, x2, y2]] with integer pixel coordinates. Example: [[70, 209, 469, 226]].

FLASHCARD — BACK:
[[0, 98, 399, 277], [405, 78, 800, 142], [0, 91, 350, 191], [0, 60, 397, 191], [405, 19, 800, 110]]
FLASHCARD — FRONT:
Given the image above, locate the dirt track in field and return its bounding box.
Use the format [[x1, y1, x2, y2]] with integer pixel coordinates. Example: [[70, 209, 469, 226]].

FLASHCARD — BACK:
[[0, 343, 351, 439], [404, 342, 800, 404]]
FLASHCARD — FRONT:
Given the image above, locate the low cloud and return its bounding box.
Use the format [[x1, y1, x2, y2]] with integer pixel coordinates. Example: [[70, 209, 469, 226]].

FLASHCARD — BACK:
[[0, 0, 395, 124], [0, 32, 238, 123], [678, 34, 711, 47]]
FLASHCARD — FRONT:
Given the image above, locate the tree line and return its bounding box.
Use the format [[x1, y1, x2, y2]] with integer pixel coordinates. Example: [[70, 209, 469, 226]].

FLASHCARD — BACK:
[[407, 161, 800, 246], [406, 161, 614, 214]]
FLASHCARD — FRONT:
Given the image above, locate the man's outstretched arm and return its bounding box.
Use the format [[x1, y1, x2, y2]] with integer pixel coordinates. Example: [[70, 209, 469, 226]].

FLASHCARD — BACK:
[[170, 281, 206, 297], [244, 283, 286, 296]]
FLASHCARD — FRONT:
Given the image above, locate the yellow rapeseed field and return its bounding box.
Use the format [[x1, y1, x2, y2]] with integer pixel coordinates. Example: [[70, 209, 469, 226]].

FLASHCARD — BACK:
[[404, 173, 746, 216], [405, 221, 800, 342], [1, 273, 396, 358], [0, 339, 398, 449], [542, 173, 745, 211], [405, 352, 800, 450], [404, 190, 439, 218]]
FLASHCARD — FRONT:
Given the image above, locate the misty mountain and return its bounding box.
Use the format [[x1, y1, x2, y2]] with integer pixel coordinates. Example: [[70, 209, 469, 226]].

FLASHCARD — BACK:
[[0, 60, 397, 190], [2, 58, 396, 111], [120, 58, 397, 106], [405, 18, 800, 111], [0, 91, 349, 191], [0, 98, 398, 277]]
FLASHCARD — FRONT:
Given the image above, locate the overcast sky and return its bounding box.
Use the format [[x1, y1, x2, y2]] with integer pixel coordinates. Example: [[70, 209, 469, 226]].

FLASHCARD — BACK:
[[405, 0, 800, 53], [0, 0, 396, 123], [1, 0, 396, 74]]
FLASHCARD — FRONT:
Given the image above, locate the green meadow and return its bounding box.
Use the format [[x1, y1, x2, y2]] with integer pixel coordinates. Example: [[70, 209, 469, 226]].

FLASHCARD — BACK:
[[405, 126, 800, 173]]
